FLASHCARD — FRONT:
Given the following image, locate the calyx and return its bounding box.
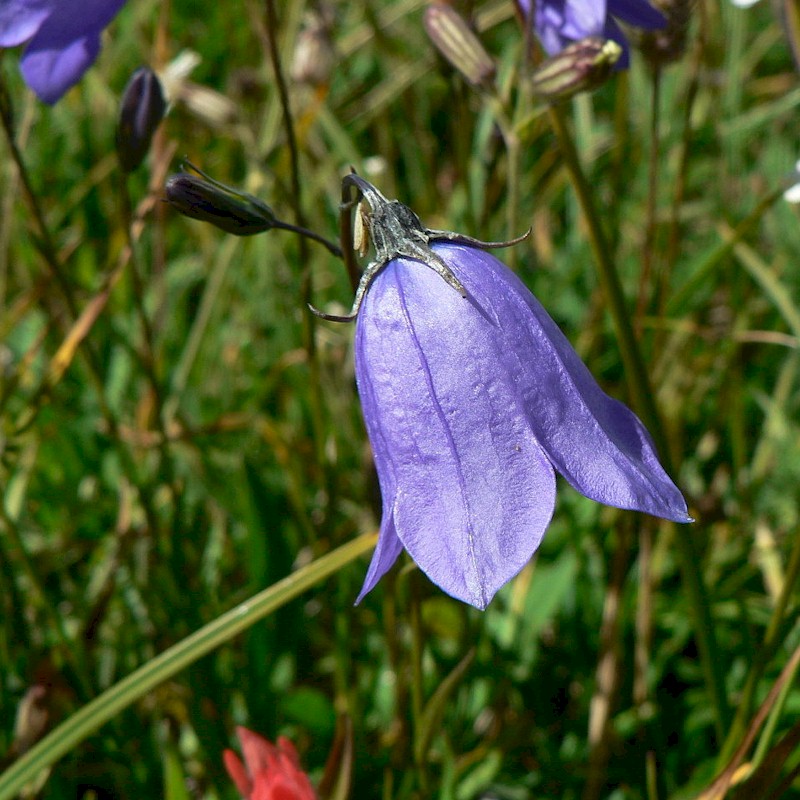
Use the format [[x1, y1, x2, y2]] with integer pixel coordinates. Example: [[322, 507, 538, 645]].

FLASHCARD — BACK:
[[310, 173, 528, 322]]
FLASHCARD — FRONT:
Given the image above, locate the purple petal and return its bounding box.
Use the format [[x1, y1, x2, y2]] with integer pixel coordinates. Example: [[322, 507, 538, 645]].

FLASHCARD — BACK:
[[354, 336, 405, 604], [534, 0, 607, 53], [18, 0, 126, 104], [355, 516, 404, 604], [432, 244, 691, 524], [608, 0, 666, 29], [355, 256, 557, 609], [0, 0, 54, 46]]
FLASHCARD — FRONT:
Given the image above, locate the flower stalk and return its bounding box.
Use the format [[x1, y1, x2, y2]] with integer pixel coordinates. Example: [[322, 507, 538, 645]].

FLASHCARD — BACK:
[[546, 101, 731, 739]]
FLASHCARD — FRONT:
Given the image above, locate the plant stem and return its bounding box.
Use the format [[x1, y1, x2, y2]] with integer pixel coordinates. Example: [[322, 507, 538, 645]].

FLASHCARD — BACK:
[[263, 0, 329, 486], [547, 101, 731, 741], [635, 69, 662, 334]]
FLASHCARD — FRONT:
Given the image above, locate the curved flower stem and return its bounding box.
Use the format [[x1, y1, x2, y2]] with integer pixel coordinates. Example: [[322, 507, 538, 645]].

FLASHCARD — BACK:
[[272, 220, 343, 257], [635, 69, 662, 333], [263, 0, 327, 476], [547, 102, 730, 740], [409, 578, 430, 795], [547, 104, 662, 451], [0, 532, 377, 800]]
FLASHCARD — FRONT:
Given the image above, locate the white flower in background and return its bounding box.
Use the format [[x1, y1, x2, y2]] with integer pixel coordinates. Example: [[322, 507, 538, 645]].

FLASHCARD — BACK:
[[784, 160, 800, 203]]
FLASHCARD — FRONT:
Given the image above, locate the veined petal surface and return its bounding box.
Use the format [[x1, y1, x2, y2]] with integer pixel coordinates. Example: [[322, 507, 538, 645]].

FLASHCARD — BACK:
[[430, 244, 690, 523], [355, 251, 557, 609], [535, 0, 607, 53]]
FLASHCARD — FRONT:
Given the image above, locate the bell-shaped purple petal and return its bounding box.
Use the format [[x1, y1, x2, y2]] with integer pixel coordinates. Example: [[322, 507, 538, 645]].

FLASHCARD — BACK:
[[534, 0, 607, 55], [355, 253, 558, 609], [354, 242, 689, 609], [354, 359, 405, 603], [7, 0, 126, 104], [432, 244, 690, 523], [0, 0, 55, 47]]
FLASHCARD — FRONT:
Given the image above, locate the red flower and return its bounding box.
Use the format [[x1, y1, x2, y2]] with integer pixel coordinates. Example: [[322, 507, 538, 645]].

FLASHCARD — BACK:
[[223, 726, 317, 800]]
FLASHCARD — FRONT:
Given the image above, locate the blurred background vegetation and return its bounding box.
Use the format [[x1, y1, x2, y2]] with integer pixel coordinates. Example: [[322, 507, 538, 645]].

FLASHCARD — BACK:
[[2, 0, 800, 798]]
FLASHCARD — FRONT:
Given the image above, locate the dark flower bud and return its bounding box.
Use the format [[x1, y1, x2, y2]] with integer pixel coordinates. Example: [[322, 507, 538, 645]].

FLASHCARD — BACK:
[[530, 37, 621, 102], [116, 66, 167, 173], [423, 3, 496, 91], [638, 0, 694, 68], [165, 167, 277, 235]]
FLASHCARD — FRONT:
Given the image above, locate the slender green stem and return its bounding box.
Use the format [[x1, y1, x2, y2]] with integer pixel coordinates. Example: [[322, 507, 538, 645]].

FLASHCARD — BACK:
[[635, 69, 662, 333], [272, 220, 342, 256], [263, 0, 328, 484], [547, 104, 663, 452], [0, 532, 377, 800], [547, 102, 730, 740], [409, 577, 429, 795]]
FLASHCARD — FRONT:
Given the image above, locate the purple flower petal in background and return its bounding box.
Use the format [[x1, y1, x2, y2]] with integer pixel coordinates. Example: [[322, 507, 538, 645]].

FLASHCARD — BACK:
[[517, 0, 666, 67], [332, 177, 691, 610], [0, 0, 126, 104]]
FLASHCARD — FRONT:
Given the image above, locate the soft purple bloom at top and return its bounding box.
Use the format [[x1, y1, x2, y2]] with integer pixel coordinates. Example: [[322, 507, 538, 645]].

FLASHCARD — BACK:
[[517, 0, 666, 67], [0, 0, 126, 104], [329, 177, 691, 610]]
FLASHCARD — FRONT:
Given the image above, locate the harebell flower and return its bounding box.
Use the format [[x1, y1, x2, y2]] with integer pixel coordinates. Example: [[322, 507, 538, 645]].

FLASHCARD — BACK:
[[313, 175, 691, 610]]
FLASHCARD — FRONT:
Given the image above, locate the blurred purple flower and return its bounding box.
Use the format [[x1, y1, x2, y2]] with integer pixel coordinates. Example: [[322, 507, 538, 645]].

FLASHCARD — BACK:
[[0, 0, 126, 104], [517, 0, 666, 67], [331, 178, 691, 610]]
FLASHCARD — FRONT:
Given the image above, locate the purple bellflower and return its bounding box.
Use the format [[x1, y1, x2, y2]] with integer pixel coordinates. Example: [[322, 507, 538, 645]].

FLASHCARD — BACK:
[[0, 0, 126, 104], [517, 0, 666, 68], [314, 176, 691, 610]]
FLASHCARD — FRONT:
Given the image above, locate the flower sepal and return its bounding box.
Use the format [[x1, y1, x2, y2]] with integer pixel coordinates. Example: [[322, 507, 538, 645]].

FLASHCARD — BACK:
[[310, 174, 528, 322]]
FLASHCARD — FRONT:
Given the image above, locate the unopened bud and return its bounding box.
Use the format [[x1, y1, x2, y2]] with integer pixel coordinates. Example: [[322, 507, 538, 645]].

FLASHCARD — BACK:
[[116, 66, 167, 173], [424, 3, 496, 90], [638, 0, 693, 68], [165, 166, 277, 235], [291, 10, 336, 88], [531, 37, 621, 102]]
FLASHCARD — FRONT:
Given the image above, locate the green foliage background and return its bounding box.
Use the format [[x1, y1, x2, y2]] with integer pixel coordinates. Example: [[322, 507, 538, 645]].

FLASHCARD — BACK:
[[2, 0, 800, 798]]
